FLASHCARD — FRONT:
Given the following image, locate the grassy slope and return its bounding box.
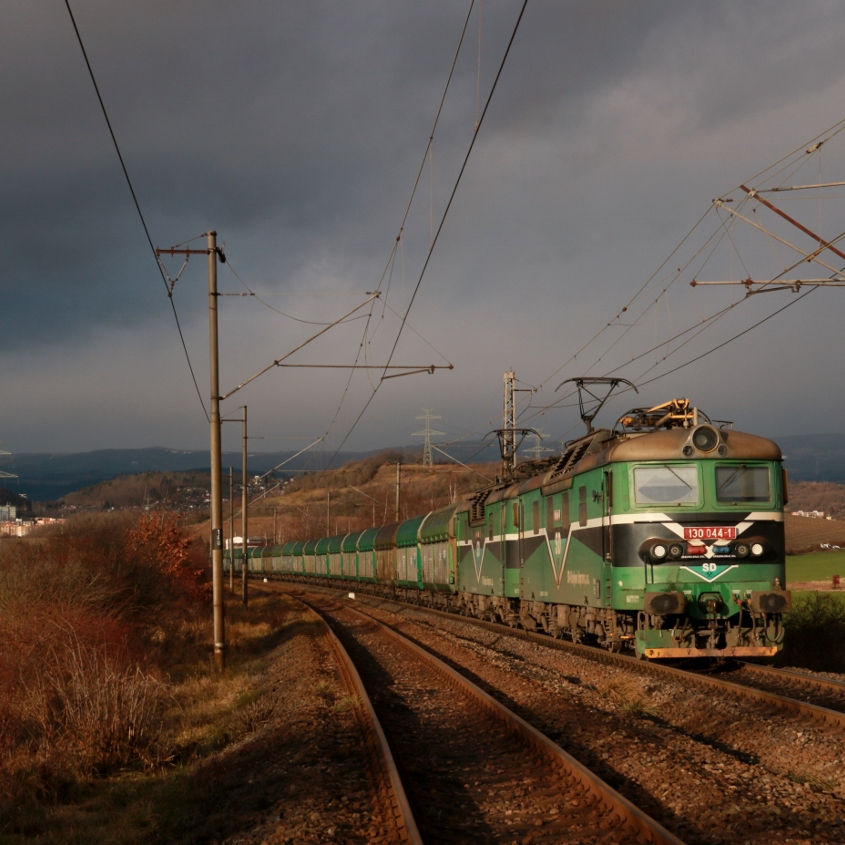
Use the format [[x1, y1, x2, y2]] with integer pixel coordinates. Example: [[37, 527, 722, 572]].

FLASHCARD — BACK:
[[787, 550, 845, 605]]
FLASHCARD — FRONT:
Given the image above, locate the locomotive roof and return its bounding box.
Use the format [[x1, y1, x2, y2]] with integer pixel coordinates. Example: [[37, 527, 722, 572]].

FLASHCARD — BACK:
[[594, 426, 781, 465], [465, 423, 782, 505]]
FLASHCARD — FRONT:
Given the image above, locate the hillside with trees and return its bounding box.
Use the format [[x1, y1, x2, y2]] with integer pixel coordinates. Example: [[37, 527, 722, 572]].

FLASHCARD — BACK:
[[214, 453, 499, 546]]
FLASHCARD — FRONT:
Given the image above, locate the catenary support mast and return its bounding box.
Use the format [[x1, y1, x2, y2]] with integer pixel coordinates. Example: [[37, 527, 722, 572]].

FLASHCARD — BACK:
[[207, 231, 225, 671], [241, 405, 248, 608], [503, 371, 516, 477], [157, 231, 227, 670]]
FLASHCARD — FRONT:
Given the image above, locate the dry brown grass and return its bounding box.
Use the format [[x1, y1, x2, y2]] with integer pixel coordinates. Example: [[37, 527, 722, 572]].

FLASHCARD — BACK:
[[0, 585, 296, 844]]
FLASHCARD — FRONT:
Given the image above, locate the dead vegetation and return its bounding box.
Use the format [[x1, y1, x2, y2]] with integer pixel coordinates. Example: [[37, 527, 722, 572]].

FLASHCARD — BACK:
[[0, 512, 293, 842]]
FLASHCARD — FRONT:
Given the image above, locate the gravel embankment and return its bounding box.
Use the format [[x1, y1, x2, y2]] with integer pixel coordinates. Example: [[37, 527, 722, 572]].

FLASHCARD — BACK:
[[199, 590, 845, 844], [357, 598, 845, 845]]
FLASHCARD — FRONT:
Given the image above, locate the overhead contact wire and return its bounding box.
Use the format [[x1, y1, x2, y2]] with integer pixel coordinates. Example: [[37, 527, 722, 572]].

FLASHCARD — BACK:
[[380, 0, 529, 381], [321, 1, 490, 467], [63, 0, 208, 420]]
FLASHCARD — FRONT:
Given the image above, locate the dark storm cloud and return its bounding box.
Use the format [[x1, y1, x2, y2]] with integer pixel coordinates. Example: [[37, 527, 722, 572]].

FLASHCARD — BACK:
[[3, 1, 845, 453]]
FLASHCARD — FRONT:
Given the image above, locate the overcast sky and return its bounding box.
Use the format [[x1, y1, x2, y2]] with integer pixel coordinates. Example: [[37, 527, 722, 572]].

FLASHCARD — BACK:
[[3, 1, 845, 460]]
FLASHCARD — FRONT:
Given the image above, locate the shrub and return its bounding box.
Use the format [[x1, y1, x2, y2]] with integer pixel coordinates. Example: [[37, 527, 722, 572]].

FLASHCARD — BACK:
[[37, 638, 169, 772], [0, 510, 208, 826], [778, 592, 845, 673]]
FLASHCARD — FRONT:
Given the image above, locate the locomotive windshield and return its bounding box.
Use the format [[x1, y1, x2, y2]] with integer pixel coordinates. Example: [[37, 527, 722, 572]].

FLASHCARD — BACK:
[[633, 464, 698, 505], [715, 464, 771, 503]]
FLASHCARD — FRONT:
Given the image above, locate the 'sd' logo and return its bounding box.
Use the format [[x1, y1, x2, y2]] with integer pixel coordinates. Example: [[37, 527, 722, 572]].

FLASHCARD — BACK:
[[546, 528, 569, 588], [681, 563, 738, 583], [472, 530, 484, 581]]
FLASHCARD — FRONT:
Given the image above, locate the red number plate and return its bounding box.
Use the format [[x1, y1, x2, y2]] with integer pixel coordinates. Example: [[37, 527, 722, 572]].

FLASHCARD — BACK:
[[684, 526, 736, 541]]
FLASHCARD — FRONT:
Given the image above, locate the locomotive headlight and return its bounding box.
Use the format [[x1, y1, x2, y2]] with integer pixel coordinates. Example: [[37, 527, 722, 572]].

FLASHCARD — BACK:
[[667, 542, 685, 560], [691, 425, 719, 452], [734, 542, 750, 558], [751, 542, 765, 557], [651, 543, 668, 560]]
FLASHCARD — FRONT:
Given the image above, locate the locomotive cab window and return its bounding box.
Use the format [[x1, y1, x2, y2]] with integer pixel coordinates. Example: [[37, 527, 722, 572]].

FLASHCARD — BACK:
[[715, 464, 771, 503], [633, 464, 699, 505]]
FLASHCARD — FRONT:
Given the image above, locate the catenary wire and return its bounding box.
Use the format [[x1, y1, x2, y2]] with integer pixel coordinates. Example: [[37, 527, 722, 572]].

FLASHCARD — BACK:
[[63, 0, 208, 420], [224, 260, 367, 326], [318, 1, 487, 465], [322, 1, 530, 469]]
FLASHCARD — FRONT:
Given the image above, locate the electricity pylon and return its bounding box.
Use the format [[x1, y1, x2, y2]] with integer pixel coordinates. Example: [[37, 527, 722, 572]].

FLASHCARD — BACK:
[[523, 430, 553, 461], [412, 410, 445, 466]]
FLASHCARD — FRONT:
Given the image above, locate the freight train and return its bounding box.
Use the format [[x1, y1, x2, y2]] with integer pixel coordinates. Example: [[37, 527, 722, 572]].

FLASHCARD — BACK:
[[228, 398, 792, 659]]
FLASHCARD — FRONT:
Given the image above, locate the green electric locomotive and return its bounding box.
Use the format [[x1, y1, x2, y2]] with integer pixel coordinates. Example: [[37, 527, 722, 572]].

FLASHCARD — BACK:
[[455, 398, 790, 658], [243, 397, 791, 660]]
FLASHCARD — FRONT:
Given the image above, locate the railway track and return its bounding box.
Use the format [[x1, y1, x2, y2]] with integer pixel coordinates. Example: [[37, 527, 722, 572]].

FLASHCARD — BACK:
[[718, 662, 845, 719], [298, 590, 686, 845], [306, 583, 845, 732], [293, 597, 423, 844]]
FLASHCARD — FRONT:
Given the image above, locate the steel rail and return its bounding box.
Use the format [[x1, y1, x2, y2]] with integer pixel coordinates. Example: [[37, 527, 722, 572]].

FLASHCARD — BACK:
[[327, 597, 687, 845], [403, 598, 845, 731], [291, 597, 423, 845], [269, 578, 845, 732], [734, 661, 845, 699], [736, 661, 845, 692]]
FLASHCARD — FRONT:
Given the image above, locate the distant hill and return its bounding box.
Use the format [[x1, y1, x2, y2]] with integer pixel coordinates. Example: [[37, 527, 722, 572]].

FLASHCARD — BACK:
[[0, 442, 503, 502], [0, 431, 835, 503], [0, 447, 357, 502]]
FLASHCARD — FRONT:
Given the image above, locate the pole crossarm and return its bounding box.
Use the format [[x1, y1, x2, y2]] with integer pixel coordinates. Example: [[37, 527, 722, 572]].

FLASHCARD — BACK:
[[156, 246, 219, 256], [691, 279, 845, 288], [220, 293, 380, 400], [382, 366, 451, 379], [272, 364, 453, 370], [757, 180, 845, 192]]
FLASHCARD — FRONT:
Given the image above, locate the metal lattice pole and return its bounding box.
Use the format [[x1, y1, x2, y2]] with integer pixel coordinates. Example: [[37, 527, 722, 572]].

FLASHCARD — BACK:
[[503, 371, 516, 477], [412, 409, 445, 466]]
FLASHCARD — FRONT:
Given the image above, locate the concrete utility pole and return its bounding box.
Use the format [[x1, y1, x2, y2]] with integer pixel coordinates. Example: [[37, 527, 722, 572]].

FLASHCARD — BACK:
[[207, 231, 225, 671], [156, 230, 226, 671], [229, 467, 234, 593], [395, 462, 401, 522], [327, 490, 331, 536], [241, 405, 248, 608]]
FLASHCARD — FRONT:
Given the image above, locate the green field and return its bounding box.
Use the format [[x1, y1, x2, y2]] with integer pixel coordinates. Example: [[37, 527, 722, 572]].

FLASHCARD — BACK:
[[787, 549, 845, 582], [787, 550, 845, 603]]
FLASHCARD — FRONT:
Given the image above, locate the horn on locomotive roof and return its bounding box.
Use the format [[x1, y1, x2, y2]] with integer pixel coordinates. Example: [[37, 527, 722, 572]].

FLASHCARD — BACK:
[[556, 377, 638, 434]]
